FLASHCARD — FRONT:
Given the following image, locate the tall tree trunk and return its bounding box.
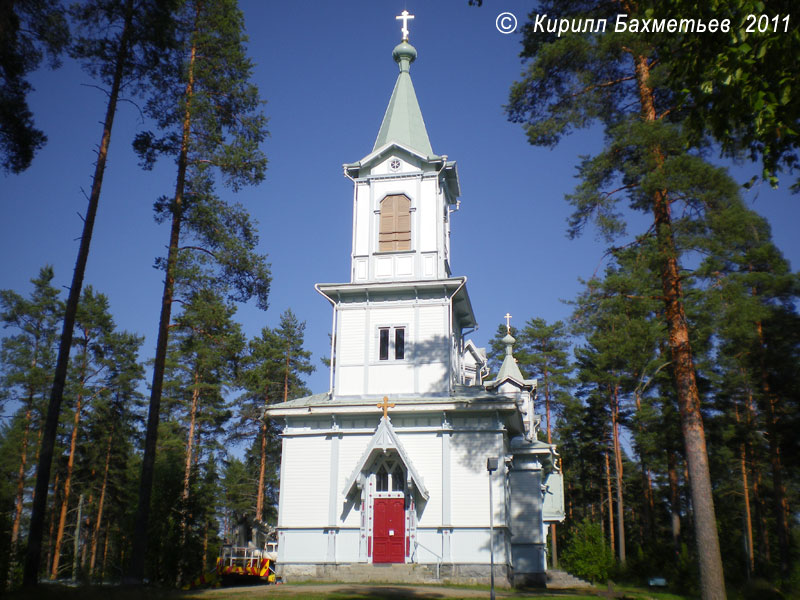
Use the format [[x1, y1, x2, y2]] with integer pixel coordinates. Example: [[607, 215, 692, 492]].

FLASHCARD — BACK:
[[644, 468, 655, 539], [71, 494, 83, 582], [633, 51, 725, 600], [754, 319, 791, 575], [734, 390, 755, 577], [201, 524, 208, 574], [177, 370, 201, 587], [89, 431, 114, 577], [9, 351, 41, 574], [543, 366, 552, 444], [746, 388, 770, 564], [128, 27, 198, 583], [6, 405, 33, 588], [50, 391, 85, 580], [101, 527, 109, 580], [22, 0, 135, 585], [667, 449, 681, 556], [44, 471, 59, 576], [611, 384, 625, 566], [256, 420, 267, 521], [604, 448, 615, 556], [283, 340, 290, 402], [633, 391, 654, 543], [81, 490, 92, 572]]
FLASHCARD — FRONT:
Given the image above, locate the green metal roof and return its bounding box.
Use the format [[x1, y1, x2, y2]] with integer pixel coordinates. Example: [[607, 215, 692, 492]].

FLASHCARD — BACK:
[[372, 41, 433, 156], [485, 334, 536, 389]]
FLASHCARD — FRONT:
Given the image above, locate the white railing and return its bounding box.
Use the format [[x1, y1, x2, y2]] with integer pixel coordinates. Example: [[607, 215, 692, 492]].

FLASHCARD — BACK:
[[412, 540, 442, 580]]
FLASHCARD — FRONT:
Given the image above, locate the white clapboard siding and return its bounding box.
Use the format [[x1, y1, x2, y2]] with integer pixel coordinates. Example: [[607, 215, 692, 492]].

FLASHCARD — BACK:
[[418, 181, 436, 253], [353, 182, 370, 257], [281, 435, 331, 527], [336, 365, 363, 396], [367, 363, 415, 395], [417, 304, 446, 347], [450, 432, 500, 526], [400, 431, 442, 526], [338, 309, 366, 365], [338, 433, 373, 527]]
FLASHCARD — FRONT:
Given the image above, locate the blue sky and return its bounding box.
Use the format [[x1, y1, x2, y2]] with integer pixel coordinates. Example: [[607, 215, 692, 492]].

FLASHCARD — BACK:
[[2, 1, 798, 396]]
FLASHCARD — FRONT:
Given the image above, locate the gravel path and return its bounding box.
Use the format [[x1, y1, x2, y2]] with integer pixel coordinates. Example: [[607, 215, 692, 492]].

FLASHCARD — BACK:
[[182, 582, 594, 599]]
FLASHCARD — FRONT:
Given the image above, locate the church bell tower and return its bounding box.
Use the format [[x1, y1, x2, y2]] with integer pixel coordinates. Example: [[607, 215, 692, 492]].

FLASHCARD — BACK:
[[343, 39, 462, 284], [317, 13, 476, 398]]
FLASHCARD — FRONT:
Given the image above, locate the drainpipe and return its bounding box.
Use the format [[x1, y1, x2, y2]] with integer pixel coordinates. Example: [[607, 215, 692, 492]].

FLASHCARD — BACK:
[[343, 165, 359, 281], [315, 285, 337, 396], [447, 278, 466, 392]]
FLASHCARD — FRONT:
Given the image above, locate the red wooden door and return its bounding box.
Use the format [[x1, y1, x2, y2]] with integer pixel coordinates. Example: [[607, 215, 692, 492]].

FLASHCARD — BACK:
[[373, 498, 405, 563]]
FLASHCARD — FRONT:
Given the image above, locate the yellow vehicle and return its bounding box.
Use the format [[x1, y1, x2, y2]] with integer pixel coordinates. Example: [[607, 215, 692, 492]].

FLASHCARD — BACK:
[[216, 544, 276, 582], [216, 513, 278, 583]]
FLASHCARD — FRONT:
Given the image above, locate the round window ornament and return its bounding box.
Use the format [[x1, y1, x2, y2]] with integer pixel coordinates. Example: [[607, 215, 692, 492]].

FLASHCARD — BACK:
[[389, 158, 401, 172]]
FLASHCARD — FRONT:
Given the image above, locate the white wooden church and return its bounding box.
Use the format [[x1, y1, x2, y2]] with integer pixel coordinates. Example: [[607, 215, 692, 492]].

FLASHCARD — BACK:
[[265, 13, 564, 587]]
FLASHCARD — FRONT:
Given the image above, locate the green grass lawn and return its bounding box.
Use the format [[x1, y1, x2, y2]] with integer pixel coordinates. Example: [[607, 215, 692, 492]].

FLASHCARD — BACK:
[[6, 581, 695, 600]]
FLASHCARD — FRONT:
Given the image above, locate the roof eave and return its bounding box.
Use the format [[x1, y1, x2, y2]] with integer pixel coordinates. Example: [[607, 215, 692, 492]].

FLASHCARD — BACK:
[[345, 142, 444, 177]]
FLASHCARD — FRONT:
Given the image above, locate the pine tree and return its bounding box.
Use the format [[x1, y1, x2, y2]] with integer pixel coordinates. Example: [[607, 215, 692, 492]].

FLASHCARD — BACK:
[[658, 0, 800, 187], [0, 267, 61, 588], [572, 247, 670, 552], [275, 309, 314, 404], [0, 0, 69, 172], [82, 331, 144, 580], [518, 318, 572, 445], [127, 0, 270, 582], [160, 289, 243, 585], [234, 326, 282, 522], [506, 3, 748, 594], [22, 1, 179, 584], [235, 309, 313, 523], [49, 287, 115, 580], [697, 201, 799, 576]]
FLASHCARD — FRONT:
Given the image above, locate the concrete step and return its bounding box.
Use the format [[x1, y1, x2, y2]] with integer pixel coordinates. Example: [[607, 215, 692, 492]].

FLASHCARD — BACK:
[[279, 562, 513, 587], [546, 569, 595, 589]]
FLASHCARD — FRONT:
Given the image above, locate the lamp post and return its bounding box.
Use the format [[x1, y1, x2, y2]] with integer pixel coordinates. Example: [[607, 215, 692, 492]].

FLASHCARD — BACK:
[[487, 457, 498, 600]]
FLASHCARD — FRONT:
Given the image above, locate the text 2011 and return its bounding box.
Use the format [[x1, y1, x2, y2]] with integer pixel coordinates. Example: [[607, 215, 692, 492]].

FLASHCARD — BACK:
[[744, 14, 790, 33]]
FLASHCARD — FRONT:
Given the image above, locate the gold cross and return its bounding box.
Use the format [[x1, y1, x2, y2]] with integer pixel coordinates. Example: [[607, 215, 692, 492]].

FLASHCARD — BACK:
[[504, 312, 513, 334], [377, 396, 396, 419], [396, 10, 415, 41]]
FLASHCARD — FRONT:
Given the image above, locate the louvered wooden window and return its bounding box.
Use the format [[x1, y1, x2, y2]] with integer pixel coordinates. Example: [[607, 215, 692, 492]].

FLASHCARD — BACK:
[[379, 195, 411, 251]]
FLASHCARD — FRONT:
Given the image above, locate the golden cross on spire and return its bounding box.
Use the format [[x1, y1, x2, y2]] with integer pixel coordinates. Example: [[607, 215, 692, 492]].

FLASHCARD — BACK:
[[377, 396, 396, 419], [396, 10, 415, 41], [504, 312, 513, 334]]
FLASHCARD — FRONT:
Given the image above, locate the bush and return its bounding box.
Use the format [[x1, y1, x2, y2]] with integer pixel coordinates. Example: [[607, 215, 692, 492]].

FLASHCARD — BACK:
[[560, 518, 615, 583]]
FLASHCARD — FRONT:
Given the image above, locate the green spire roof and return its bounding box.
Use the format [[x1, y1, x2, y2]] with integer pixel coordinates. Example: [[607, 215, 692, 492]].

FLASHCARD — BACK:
[[495, 334, 527, 384], [373, 41, 433, 156]]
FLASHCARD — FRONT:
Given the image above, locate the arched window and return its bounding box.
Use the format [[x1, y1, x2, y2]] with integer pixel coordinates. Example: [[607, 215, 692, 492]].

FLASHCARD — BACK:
[[391, 464, 405, 492], [376, 464, 389, 492], [374, 458, 406, 494], [379, 194, 411, 251]]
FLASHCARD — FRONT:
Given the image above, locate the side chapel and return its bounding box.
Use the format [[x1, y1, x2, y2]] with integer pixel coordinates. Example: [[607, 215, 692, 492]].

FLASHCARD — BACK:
[[265, 12, 565, 587]]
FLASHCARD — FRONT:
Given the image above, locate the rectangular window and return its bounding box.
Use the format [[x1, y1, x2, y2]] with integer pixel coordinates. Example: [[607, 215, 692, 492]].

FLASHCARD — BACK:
[[394, 328, 404, 360], [378, 326, 406, 361], [379, 328, 390, 361]]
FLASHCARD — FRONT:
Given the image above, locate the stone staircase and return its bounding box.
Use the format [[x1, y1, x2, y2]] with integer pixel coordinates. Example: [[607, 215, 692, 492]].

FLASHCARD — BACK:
[[279, 562, 512, 587], [546, 569, 595, 589]]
